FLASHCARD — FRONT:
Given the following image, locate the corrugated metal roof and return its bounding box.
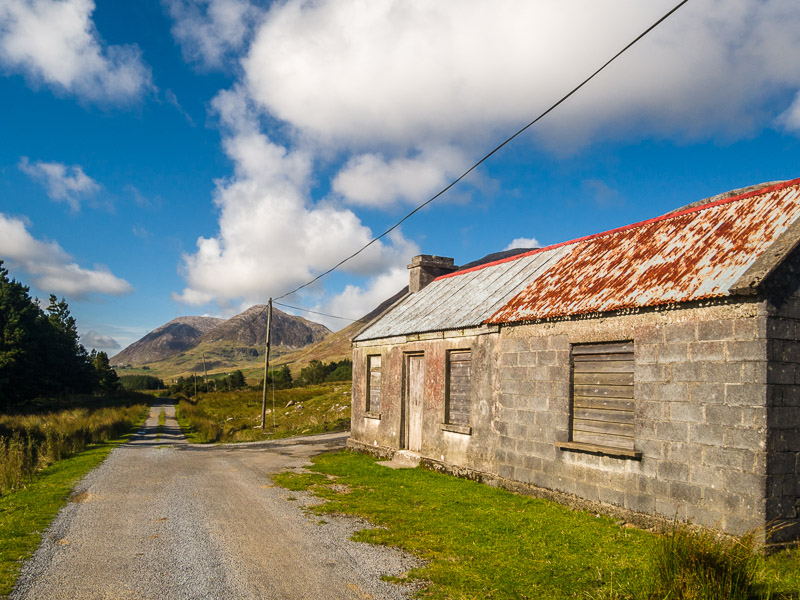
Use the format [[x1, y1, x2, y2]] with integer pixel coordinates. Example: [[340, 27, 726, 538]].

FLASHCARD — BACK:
[[354, 178, 800, 341], [354, 245, 571, 340], [488, 179, 800, 323]]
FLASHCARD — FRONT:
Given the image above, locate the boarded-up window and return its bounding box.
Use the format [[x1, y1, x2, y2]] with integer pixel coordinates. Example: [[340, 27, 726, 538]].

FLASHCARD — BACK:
[[446, 351, 471, 425], [571, 342, 634, 451], [367, 355, 381, 413]]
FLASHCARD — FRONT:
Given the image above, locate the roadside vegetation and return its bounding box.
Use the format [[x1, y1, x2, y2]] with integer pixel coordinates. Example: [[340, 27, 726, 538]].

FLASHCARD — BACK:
[[170, 358, 352, 443], [274, 451, 800, 600], [176, 382, 351, 443]]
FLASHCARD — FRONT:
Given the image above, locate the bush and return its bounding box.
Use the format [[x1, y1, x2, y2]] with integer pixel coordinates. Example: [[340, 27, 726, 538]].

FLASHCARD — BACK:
[[119, 374, 164, 390]]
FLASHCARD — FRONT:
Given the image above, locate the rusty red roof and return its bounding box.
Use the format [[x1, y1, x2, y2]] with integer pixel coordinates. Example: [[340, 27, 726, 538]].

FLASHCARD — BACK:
[[486, 178, 800, 324]]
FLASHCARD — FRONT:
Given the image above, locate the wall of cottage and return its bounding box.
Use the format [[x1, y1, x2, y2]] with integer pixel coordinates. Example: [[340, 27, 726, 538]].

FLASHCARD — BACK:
[[350, 299, 773, 538]]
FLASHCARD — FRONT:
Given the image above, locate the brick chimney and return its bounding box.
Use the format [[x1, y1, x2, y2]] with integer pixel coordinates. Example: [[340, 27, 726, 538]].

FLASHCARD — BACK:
[[407, 255, 457, 293]]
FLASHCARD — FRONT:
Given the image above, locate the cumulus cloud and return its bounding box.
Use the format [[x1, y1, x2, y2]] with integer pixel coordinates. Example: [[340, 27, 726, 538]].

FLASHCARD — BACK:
[[332, 146, 470, 208], [174, 87, 418, 307], [0, 213, 133, 297], [81, 330, 120, 350], [244, 0, 800, 149], [0, 0, 152, 104], [314, 266, 409, 331], [504, 237, 540, 251], [19, 157, 100, 210], [164, 0, 262, 69]]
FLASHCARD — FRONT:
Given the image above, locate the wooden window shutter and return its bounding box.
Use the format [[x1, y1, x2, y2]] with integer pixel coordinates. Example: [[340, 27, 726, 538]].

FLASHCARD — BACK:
[[447, 351, 471, 425], [367, 355, 381, 413], [571, 342, 634, 451]]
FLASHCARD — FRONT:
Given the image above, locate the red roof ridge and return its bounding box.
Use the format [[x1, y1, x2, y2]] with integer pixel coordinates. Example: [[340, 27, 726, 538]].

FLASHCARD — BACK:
[[435, 177, 800, 282]]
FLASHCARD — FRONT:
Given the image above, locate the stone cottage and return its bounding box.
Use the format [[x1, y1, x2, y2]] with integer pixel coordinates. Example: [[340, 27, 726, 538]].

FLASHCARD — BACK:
[[348, 178, 800, 541]]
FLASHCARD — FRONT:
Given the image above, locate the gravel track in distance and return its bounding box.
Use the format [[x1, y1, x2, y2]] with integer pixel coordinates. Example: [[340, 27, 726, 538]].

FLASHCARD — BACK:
[[11, 402, 421, 600]]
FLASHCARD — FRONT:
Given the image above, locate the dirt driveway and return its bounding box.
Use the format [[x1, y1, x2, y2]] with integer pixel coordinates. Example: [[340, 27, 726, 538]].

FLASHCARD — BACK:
[[11, 402, 419, 600]]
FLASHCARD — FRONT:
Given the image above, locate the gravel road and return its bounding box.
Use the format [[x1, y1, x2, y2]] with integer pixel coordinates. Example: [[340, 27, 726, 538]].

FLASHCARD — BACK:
[[11, 402, 420, 600]]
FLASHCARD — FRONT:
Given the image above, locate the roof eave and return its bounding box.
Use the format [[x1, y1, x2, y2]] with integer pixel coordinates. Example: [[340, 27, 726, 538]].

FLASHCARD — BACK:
[[729, 215, 800, 296]]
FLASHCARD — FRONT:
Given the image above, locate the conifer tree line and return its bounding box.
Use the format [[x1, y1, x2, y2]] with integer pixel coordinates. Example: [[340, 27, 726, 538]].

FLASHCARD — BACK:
[[0, 261, 119, 410]]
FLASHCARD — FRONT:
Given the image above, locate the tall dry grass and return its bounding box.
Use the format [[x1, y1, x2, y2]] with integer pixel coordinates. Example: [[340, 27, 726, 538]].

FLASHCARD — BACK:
[[0, 399, 148, 495]]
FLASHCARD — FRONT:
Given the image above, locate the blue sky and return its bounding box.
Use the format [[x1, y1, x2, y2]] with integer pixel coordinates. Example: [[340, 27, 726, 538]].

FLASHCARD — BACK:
[[2, 0, 800, 355]]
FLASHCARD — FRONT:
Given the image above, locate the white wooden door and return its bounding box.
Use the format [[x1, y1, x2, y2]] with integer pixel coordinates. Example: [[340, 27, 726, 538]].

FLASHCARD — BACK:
[[405, 354, 424, 452]]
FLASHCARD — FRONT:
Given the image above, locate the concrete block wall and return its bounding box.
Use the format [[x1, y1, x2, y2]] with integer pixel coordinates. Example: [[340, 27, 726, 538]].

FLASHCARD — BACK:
[[767, 296, 800, 542], [491, 301, 770, 537]]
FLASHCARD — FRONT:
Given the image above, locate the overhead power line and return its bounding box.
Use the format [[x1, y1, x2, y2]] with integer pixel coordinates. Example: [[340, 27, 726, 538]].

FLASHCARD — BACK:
[[274, 0, 689, 302], [272, 301, 366, 323]]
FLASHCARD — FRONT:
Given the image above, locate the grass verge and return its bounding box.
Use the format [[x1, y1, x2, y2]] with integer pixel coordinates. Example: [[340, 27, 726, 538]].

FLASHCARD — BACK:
[[0, 417, 146, 598], [175, 382, 351, 443], [274, 451, 800, 599]]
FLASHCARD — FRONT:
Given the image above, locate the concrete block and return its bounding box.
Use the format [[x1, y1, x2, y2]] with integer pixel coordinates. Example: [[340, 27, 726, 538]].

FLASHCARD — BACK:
[[658, 460, 689, 481], [528, 337, 550, 351], [723, 428, 765, 452], [768, 406, 800, 428], [741, 406, 767, 428], [500, 338, 530, 353], [669, 362, 705, 383], [698, 320, 734, 341], [689, 383, 725, 404], [659, 343, 689, 363], [636, 325, 663, 344], [665, 442, 702, 465], [636, 363, 665, 383], [538, 350, 560, 366], [706, 363, 742, 384], [768, 318, 795, 340], [723, 471, 766, 496], [670, 402, 704, 423], [767, 452, 797, 475], [705, 405, 743, 427], [625, 491, 656, 513], [703, 446, 746, 471], [703, 487, 744, 513], [740, 361, 767, 384], [688, 341, 725, 362], [689, 424, 725, 446], [733, 318, 759, 341], [670, 481, 702, 504], [658, 382, 689, 403], [725, 383, 765, 406], [636, 344, 659, 364], [768, 363, 796, 385], [636, 401, 663, 421], [596, 486, 625, 507], [726, 340, 768, 362], [656, 422, 689, 442], [517, 352, 538, 367], [500, 352, 519, 367], [664, 322, 697, 343], [689, 465, 726, 489]]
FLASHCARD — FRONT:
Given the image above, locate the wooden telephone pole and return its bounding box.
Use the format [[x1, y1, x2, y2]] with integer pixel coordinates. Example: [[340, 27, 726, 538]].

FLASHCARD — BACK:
[[202, 353, 209, 392], [260, 298, 273, 429]]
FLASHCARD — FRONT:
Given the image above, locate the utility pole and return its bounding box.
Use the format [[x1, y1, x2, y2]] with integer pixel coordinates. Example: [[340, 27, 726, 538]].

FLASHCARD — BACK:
[[193, 372, 197, 397], [260, 298, 273, 429], [202, 353, 209, 392]]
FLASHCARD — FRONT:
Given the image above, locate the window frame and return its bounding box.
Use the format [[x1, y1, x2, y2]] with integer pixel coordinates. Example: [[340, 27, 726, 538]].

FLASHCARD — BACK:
[[441, 349, 472, 435], [556, 341, 641, 460], [365, 354, 382, 419]]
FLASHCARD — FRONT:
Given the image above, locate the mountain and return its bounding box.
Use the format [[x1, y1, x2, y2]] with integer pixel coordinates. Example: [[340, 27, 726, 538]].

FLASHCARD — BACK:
[[111, 316, 224, 366], [199, 305, 331, 348]]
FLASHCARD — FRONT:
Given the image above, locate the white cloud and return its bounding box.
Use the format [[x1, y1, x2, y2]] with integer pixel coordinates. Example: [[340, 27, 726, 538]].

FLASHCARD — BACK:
[[0, 213, 133, 298], [0, 0, 152, 104], [504, 237, 540, 251], [174, 87, 418, 307], [244, 0, 800, 149], [19, 157, 99, 210], [164, 0, 262, 69], [81, 330, 120, 350], [315, 266, 410, 331], [332, 146, 470, 208]]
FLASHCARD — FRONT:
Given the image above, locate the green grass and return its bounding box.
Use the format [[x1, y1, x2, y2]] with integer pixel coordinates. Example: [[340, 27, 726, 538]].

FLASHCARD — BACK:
[[0, 420, 146, 598], [175, 382, 351, 443], [273, 451, 800, 600]]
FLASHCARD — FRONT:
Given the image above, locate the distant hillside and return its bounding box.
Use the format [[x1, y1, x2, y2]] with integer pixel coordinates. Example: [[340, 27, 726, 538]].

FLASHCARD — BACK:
[[111, 316, 223, 366], [200, 305, 331, 348], [110, 306, 333, 379], [273, 287, 409, 371]]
